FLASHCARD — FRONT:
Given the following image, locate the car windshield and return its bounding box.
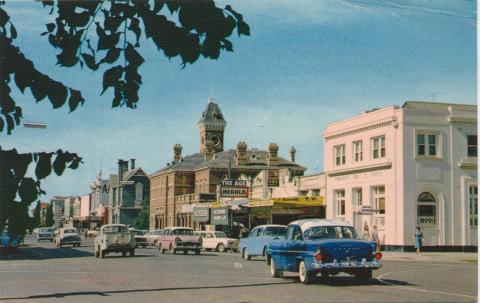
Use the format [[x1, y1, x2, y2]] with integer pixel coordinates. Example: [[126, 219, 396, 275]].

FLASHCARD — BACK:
[[131, 230, 145, 236], [64, 229, 77, 234], [263, 227, 287, 236], [41, 228, 52, 232], [103, 226, 129, 233], [214, 232, 227, 238], [304, 226, 360, 240], [172, 229, 193, 235]]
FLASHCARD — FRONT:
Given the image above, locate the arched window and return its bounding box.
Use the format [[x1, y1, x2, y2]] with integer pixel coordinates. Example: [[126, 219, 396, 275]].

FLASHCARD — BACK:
[[417, 192, 436, 227]]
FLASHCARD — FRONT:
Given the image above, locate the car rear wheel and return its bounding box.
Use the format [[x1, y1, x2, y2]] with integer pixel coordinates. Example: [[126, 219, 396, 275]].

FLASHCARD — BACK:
[[242, 248, 251, 260], [122, 251, 127, 257], [354, 269, 372, 282], [270, 258, 283, 278], [298, 261, 314, 285], [216, 243, 225, 253]]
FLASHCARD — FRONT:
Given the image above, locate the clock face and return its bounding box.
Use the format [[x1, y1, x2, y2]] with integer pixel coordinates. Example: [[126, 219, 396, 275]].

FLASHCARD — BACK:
[[209, 134, 221, 147]]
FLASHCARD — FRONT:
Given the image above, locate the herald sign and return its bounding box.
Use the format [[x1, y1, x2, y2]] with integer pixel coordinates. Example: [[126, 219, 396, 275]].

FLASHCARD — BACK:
[[220, 179, 248, 198]]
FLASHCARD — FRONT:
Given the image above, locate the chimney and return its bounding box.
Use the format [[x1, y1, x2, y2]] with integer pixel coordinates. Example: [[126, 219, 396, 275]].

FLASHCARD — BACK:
[[117, 159, 128, 182], [289, 146, 296, 162], [267, 143, 279, 166], [173, 144, 182, 162], [130, 158, 136, 170], [205, 140, 215, 161], [236, 141, 247, 165]]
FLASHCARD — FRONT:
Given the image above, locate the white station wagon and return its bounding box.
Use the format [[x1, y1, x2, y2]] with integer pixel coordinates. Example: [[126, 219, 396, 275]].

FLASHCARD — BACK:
[[195, 231, 238, 252]]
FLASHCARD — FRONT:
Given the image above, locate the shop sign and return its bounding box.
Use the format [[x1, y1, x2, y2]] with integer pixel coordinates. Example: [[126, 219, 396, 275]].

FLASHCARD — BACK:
[[211, 207, 229, 225], [220, 179, 248, 198], [193, 207, 210, 222], [271, 196, 324, 204], [249, 200, 274, 207], [268, 178, 279, 187], [221, 180, 247, 187]]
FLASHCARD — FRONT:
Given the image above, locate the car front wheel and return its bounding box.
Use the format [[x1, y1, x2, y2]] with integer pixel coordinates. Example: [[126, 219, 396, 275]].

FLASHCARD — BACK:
[[242, 248, 251, 260], [216, 243, 225, 253], [270, 258, 283, 278], [298, 261, 314, 285]]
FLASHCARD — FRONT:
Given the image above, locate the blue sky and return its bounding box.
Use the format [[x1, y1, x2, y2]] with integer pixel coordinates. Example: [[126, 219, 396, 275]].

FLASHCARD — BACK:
[[1, 0, 477, 204]]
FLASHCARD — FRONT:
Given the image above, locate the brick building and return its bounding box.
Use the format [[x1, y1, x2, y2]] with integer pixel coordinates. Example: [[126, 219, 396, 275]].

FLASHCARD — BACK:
[[149, 99, 305, 230]]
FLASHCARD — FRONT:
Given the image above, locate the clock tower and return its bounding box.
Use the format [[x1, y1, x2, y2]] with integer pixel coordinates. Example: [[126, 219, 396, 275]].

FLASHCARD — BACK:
[[198, 98, 227, 155]]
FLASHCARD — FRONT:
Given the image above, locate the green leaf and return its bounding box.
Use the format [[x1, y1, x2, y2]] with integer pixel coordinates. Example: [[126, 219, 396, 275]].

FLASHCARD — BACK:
[[128, 18, 141, 45], [10, 23, 17, 39], [52, 153, 66, 176], [100, 47, 121, 64], [47, 81, 68, 108], [125, 44, 144, 67], [81, 53, 98, 70], [0, 8, 10, 27], [18, 178, 38, 204], [46, 23, 55, 32], [35, 152, 53, 180], [68, 89, 84, 113], [153, 0, 165, 13], [101, 65, 123, 95]]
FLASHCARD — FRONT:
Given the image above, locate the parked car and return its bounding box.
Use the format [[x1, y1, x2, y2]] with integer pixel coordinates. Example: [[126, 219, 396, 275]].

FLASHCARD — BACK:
[[36, 227, 54, 242], [87, 228, 100, 238], [266, 219, 382, 284], [158, 227, 202, 255], [146, 229, 163, 247], [54, 227, 81, 248], [195, 231, 238, 252], [94, 224, 135, 258], [131, 229, 149, 248], [239, 224, 287, 260]]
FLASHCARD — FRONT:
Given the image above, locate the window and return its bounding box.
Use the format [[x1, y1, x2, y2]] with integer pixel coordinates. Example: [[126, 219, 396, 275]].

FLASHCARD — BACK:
[[352, 188, 362, 206], [334, 145, 346, 166], [371, 136, 385, 159], [417, 192, 436, 227], [335, 189, 346, 217], [372, 186, 385, 226], [353, 141, 363, 162], [135, 183, 143, 202], [468, 135, 477, 157], [417, 133, 438, 157], [469, 185, 478, 227], [287, 225, 303, 240]]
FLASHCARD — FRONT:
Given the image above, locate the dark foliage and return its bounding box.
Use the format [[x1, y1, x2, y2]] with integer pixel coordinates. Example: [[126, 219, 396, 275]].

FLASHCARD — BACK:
[[0, 0, 248, 245], [132, 196, 149, 230], [45, 203, 54, 227]]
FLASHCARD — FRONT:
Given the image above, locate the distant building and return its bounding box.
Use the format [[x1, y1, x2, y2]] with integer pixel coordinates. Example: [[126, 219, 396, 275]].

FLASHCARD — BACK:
[[323, 101, 477, 251], [89, 172, 109, 226], [51, 196, 68, 228], [39, 202, 48, 226], [108, 159, 150, 225], [149, 99, 306, 230]]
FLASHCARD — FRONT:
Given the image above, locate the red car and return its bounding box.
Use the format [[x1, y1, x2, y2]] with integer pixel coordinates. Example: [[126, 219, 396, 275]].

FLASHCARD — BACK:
[[158, 227, 202, 255]]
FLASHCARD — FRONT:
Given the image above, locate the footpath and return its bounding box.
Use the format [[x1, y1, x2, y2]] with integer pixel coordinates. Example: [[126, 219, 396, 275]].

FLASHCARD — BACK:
[[381, 251, 478, 263]]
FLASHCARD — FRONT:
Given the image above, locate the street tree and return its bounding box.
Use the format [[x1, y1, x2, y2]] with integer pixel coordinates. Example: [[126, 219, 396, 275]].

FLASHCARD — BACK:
[[0, 0, 249, 244], [45, 204, 54, 227]]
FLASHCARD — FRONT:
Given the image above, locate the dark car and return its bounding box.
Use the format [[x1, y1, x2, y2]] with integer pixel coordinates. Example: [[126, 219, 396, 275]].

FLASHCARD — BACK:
[[266, 219, 382, 284]]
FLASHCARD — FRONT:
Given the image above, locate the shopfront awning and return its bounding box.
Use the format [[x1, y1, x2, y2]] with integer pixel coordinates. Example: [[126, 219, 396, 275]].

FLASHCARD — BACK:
[[248, 196, 324, 208]]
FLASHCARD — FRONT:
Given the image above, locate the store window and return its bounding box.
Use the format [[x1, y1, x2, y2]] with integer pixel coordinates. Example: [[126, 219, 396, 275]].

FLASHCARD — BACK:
[[468, 135, 477, 157], [469, 185, 478, 227], [417, 192, 436, 227], [334, 145, 346, 166], [371, 136, 385, 159], [352, 188, 362, 206], [335, 189, 346, 217], [353, 141, 363, 162]]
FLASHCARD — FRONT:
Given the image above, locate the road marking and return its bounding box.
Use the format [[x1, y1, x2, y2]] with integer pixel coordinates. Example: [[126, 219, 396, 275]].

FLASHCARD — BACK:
[[377, 270, 477, 300]]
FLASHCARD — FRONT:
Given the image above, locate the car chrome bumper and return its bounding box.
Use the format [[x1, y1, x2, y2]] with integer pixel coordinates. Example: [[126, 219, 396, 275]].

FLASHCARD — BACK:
[[311, 260, 382, 270]]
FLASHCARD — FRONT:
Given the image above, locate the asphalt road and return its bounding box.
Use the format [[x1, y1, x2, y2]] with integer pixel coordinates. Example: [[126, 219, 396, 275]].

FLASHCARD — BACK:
[[0, 236, 477, 303]]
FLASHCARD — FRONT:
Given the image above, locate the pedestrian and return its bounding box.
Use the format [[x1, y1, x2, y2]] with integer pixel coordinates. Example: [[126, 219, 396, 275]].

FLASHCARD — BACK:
[[371, 225, 380, 252], [415, 226, 423, 255], [363, 224, 370, 240]]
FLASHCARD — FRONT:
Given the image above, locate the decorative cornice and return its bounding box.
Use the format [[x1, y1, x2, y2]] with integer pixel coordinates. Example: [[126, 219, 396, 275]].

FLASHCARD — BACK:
[[327, 162, 392, 177], [324, 119, 395, 141]]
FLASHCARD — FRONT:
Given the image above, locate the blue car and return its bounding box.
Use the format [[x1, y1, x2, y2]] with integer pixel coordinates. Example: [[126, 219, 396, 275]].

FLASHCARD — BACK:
[[239, 224, 287, 260], [266, 219, 382, 284]]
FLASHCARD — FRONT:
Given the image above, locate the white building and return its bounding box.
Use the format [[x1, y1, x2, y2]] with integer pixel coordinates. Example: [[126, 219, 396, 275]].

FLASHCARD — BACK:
[[323, 101, 477, 250]]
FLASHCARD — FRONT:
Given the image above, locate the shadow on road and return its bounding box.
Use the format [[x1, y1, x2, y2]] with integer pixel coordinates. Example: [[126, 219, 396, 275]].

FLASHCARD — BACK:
[[0, 281, 296, 301], [0, 247, 94, 261]]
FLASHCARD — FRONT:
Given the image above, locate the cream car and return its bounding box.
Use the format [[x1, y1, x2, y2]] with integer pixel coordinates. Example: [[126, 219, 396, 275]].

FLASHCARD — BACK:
[[195, 231, 238, 252], [54, 228, 81, 248]]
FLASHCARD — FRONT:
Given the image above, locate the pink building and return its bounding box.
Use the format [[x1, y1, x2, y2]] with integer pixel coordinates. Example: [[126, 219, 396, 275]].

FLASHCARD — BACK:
[[323, 101, 477, 250]]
